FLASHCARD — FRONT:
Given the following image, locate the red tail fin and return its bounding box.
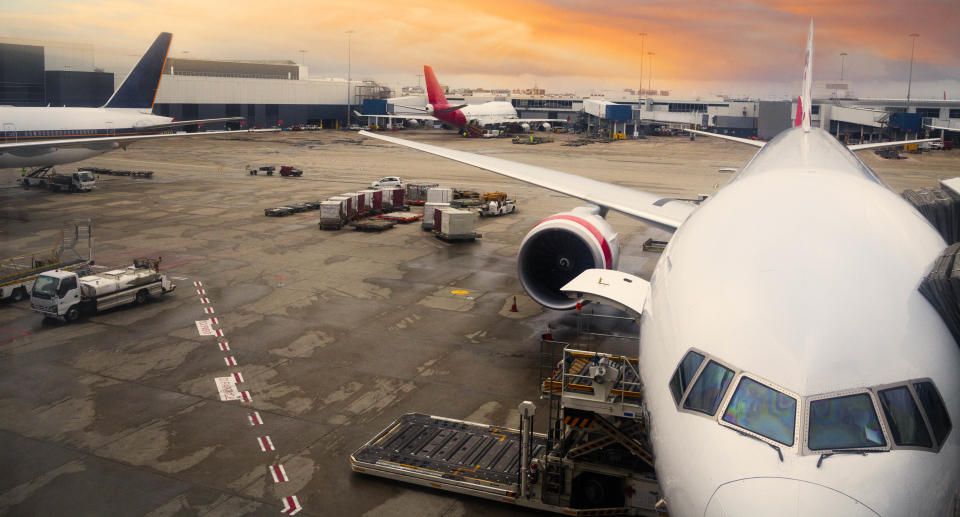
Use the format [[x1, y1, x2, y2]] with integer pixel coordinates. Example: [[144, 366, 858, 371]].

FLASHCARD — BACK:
[[795, 96, 803, 127], [423, 65, 449, 107]]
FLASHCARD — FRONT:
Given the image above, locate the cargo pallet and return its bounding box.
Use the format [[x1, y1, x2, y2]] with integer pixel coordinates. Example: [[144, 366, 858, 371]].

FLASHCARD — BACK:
[[352, 220, 396, 232], [435, 231, 481, 242], [379, 212, 423, 223], [406, 200, 426, 206]]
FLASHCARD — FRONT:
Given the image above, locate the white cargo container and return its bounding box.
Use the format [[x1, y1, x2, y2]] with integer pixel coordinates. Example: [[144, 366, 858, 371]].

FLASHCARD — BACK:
[[320, 200, 346, 230], [422, 202, 449, 230], [440, 208, 478, 236], [329, 195, 353, 219], [340, 193, 359, 217], [427, 187, 453, 204], [359, 189, 379, 212]]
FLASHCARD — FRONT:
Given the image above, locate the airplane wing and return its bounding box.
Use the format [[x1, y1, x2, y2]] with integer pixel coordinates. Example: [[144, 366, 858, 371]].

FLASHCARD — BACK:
[[683, 128, 766, 148], [354, 111, 426, 122], [0, 128, 279, 153], [927, 125, 959, 132], [359, 130, 695, 231], [136, 117, 245, 130], [847, 138, 940, 151]]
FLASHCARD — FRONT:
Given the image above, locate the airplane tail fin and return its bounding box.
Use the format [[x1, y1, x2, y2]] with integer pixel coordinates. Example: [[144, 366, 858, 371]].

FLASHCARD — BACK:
[[103, 32, 172, 109], [798, 20, 814, 132], [423, 65, 449, 107]]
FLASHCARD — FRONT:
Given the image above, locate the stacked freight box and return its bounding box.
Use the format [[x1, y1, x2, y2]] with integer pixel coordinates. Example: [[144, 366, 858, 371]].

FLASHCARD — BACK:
[[426, 187, 453, 204], [362, 189, 383, 213], [405, 182, 439, 204], [340, 193, 359, 218], [439, 208, 479, 238], [355, 192, 367, 216], [329, 196, 353, 219], [422, 202, 449, 231], [320, 200, 346, 230], [387, 187, 404, 209]]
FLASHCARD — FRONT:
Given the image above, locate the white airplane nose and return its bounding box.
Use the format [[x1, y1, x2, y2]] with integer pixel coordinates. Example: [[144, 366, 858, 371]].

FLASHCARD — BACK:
[[704, 477, 879, 517]]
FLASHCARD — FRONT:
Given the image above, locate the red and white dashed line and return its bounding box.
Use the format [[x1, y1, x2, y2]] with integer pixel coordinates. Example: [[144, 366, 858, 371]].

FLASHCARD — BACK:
[[233, 372, 244, 383], [218, 341, 230, 351], [269, 464, 289, 483], [215, 328, 225, 337], [208, 317, 219, 325], [196, 289, 206, 295], [257, 435, 275, 452], [194, 281, 203, 287], [199, 297, 210, 304], [240, 391, 252, 403], [204, 307, 215, 314], [281, 495, 302, 515], [224, 356, 237, 366], [248, 412, 264, 426]]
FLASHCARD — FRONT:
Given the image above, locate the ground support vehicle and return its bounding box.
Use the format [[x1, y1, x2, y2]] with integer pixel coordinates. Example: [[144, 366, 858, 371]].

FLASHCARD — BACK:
[[352, 344, 660, 516], [21, 167, 95, 192], [641, 239, 668, 253], [249, 166, 276, 175], [371, 176, 403, 190], [479, 193, 517, 217], [30, 257, 175, 322], [1, 221, 93, 302], [280, 166, 303, 177]]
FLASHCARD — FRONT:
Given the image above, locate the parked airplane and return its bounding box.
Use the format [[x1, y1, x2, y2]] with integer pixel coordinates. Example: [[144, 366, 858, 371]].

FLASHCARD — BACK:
[[369, 65, 564, 135], [0, 32, 264, 170], [361, 21, 958, 516]]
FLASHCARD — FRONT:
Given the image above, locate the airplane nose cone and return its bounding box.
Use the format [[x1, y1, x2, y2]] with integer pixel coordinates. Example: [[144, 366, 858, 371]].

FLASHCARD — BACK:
[[704, 477, 879, 517]]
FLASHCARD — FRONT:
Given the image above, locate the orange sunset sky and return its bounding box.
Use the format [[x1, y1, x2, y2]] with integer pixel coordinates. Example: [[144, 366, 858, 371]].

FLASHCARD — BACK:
[[3, 0, 959, 99]]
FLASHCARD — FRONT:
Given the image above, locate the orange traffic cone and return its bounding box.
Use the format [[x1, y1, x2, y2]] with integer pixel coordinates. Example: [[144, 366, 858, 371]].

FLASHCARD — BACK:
[[510, 296, 518, 312]]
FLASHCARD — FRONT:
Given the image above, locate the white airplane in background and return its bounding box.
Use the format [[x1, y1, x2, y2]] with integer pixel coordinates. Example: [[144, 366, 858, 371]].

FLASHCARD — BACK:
[[0, 32, 267, 170], [369, 65, 565, 135], [361, 21, 958, 517]]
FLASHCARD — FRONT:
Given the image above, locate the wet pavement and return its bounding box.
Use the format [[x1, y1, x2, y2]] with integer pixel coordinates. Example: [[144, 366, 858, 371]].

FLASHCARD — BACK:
[[0, 130, 954, 516]]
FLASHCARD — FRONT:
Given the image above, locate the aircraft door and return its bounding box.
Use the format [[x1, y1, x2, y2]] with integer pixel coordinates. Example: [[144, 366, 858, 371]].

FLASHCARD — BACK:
[[2, 122, 15, 143], [105, 121, 114, 136]]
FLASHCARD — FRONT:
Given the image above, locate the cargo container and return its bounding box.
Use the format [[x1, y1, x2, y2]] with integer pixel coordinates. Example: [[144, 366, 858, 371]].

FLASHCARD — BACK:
[[406, 182, 439, 204], [387, 187, 404, 208], [320, 200, 346, 230], [355, 192, 367, 215], [422, 202, 449, 230], [340, 193, 359, 218], [438, 208, 480, 240], [360, 189, 383, 213], [426, 187, 453, 204], [329, 196, 353, 220]]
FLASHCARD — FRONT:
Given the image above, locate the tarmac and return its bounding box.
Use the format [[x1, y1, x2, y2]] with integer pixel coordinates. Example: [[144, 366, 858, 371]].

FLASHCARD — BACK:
[[0, 129, 956, 516]]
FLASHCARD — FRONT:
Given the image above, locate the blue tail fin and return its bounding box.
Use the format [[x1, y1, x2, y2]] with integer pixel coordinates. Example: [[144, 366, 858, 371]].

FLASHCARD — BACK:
[[103, 32, 172, 109]]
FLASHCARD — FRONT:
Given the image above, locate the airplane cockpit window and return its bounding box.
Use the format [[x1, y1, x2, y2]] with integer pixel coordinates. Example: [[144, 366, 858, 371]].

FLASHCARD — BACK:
[[913, 381, 952, 446], [669, 351, 704, 405], [683, 361, 735, 415], [807, 393, 886, 451], [878, 386, 932, 448], [721, 376, 797, 446]]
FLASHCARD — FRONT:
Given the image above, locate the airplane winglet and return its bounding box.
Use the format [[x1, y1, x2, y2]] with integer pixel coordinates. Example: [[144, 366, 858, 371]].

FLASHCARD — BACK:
[[800, 20, 814, 132]]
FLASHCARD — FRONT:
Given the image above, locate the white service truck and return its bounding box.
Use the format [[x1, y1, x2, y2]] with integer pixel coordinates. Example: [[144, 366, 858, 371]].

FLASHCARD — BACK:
[[1, 221, 93, 303], [30, 258, 175, 322], [22, 169, 96, 192]]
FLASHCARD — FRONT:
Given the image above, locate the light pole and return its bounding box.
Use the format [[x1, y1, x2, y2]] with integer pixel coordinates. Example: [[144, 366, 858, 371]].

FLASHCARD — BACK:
[[839, 52, 847, 81], [906, 33, 919, 112], [638, 32, 646, 97], [647, 52, 655, 94], [299, 49, 307, 65], [345, 30, 355, 128]]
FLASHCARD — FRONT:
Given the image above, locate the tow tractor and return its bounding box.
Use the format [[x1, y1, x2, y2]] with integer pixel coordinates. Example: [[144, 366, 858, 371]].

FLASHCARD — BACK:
[[352, 270, 662, 516], [30, 257, 175, 322], [479, 192, 516, 217], [20, 167, 96, 192], [1, 221, 93, 302]]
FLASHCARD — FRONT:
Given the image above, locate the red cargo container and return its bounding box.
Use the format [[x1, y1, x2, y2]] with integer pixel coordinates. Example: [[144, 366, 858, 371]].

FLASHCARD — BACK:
[[434, 206, 442, 231], [356, 192, 366, 216], [370, 190, 383, 212]]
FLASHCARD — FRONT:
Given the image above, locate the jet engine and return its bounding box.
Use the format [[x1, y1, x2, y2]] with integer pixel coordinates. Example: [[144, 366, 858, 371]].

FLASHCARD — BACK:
[[517, 206, 620, 310], [405, 119, 421, 128], [521, 123, 531, 132], [541, 122, 551, 131]]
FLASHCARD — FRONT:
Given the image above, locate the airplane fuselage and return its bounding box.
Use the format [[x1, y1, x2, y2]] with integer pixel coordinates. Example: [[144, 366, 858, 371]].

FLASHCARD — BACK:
[[433, 101, 520, 129], [641, 126, 960, 516], [0, 107, 172, 167]]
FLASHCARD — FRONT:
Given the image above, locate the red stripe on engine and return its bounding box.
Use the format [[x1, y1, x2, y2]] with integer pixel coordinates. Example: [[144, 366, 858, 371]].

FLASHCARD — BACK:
[[535, 215, 613, 269]]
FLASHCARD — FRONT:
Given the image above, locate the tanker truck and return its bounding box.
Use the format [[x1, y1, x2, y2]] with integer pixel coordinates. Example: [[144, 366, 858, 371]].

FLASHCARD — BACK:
[[30, 257, 176, 322]]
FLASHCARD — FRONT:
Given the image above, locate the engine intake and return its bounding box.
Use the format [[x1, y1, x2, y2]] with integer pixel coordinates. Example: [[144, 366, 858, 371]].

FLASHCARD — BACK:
[[518, 207, 619, 310]]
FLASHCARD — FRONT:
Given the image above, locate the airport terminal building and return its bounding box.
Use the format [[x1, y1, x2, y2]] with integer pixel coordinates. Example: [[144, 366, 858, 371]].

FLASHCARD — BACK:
[[2, 37, 960, 142]]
